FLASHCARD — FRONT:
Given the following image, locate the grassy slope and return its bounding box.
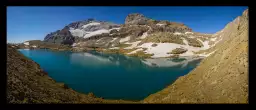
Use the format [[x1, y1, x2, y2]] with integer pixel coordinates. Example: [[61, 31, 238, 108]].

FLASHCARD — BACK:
[[7, 45, 136, 104], [143, 9, 248, 103]]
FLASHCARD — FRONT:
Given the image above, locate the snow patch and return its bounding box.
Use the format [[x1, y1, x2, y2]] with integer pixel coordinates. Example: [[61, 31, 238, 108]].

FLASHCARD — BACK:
[[127, 48, 143, 54], [188, 36, 195, 38], [72, 43, 77, 47], [139, 32, 148, 39], [197, 39, 210, 49], [210, 37, 217, 41], [109, 27, 121, 31], [109, 47, 120, 49], [119, 36, 130, 43], [185, 32, 193, 34], [210, 37, 223, 47], [156, 23, 166, 26], [32, 45, 37, 48], [24, 42, 29, 46], [96, 38, 104, 42], [83, 29, 109, 38], [124, 41, 141, 49], [138, 42, 208, 58], [82, 22, 101, 29], [182, 38, 189, 45]]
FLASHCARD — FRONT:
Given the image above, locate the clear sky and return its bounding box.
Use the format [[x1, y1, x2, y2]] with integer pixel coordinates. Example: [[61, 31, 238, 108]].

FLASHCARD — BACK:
[[7, 6, 248, 43]]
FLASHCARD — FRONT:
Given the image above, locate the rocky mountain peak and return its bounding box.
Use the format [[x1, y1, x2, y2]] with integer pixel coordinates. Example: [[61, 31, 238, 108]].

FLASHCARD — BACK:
[[125, 13, 149, 25], [242, 9, 248, 19]]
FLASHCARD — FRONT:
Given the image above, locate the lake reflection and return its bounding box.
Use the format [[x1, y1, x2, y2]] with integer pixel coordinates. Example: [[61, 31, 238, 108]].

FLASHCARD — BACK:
[[19, 49, 202, 100]]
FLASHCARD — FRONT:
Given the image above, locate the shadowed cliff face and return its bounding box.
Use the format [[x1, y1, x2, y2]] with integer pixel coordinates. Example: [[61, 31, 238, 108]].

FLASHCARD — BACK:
[[6, 45, 135, 103], [144, 9, 248, 103]]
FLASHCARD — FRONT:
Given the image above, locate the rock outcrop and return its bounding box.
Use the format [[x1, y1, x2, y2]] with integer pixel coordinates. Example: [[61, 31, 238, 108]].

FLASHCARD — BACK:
[[44, 27, 74, 45], [125, 13, 150, 25]]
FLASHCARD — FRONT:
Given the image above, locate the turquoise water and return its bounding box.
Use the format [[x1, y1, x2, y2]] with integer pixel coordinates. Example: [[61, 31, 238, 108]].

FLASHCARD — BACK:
[[18, 49, 202, 101]]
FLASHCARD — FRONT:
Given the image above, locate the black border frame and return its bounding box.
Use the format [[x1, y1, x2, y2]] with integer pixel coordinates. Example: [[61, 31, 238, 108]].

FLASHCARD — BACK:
[[3, 0, 253, 108]]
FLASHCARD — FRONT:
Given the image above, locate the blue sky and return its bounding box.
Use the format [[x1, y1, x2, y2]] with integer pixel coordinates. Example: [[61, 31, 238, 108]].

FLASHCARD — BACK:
[[7, 6, 248, 43]]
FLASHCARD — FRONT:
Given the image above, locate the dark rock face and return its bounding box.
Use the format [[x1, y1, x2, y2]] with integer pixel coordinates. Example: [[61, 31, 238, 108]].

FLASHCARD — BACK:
[[125, 13, 149, 25], [44, 27, 75, 45], [44, 19, 120, 45], [67, 18, 95, 29]]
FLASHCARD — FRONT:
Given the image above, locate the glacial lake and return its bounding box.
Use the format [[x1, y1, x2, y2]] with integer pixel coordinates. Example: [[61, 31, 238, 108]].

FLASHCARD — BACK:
[[18, 49, 202, 101]]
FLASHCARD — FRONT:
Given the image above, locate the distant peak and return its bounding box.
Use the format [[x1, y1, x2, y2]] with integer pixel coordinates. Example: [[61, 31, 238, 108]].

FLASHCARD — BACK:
[[125, 13, 149, 25], [87, 18, 95, 21], [127, 13, 145, 17], [242, 9, 248, 19]]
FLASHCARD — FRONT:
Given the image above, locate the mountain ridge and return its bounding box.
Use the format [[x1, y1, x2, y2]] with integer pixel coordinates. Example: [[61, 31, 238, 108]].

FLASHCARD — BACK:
[[19, 13, 220, 59]]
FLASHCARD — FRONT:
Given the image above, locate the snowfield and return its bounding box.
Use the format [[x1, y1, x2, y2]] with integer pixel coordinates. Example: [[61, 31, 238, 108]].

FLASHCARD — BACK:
[[185, 32, 193, 34], [174, 32, 182, 35], [83, 29, 110, 38], [110, 38, 118, 42], [23, 42, 29, 46], [69, 29, 84, 37], [127, 48, 143, 54], [127, 36, 221, 58]]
